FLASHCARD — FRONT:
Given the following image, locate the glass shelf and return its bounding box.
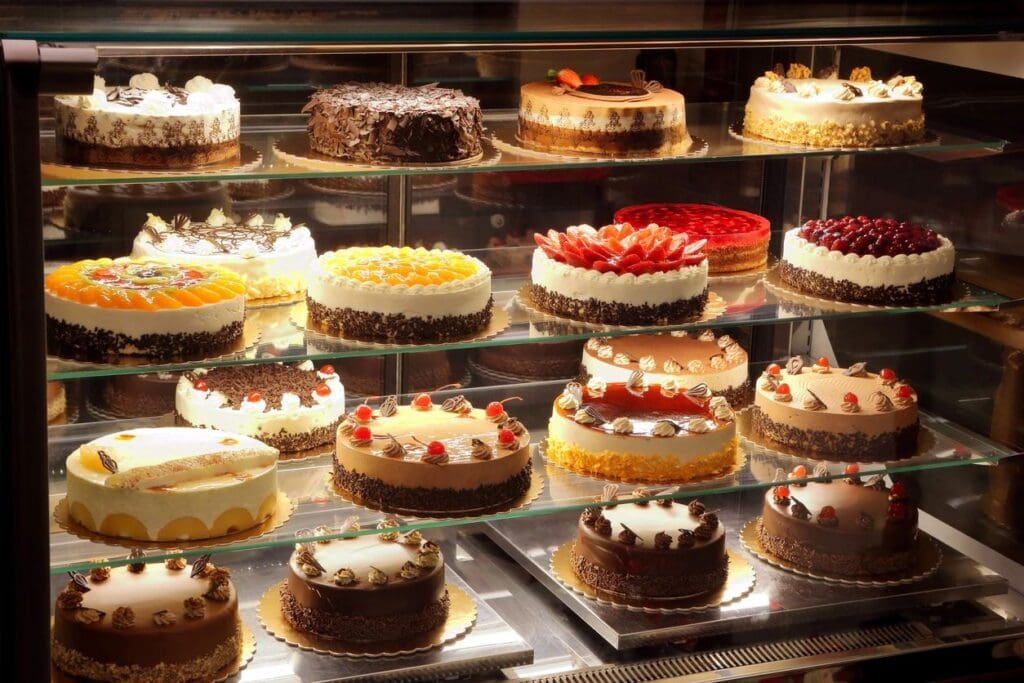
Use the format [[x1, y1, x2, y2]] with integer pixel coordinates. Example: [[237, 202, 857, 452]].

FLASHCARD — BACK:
[[46, 374, 1020, 574], [39, 105, 1007, 188], [46, 265, 1008, 381], [7, 2, 1024, 45]]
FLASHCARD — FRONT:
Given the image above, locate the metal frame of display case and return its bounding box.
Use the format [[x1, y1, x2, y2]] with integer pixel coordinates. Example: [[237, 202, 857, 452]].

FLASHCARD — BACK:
[[4, 10, 1024, 680]]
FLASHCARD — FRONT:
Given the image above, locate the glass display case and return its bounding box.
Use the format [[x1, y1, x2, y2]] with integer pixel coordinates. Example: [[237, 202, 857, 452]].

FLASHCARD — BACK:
[[3, 3, 1024, 681]]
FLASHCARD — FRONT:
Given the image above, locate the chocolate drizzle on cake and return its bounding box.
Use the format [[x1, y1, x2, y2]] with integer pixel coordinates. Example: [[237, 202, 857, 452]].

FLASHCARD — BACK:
[[184, 363, 321, 409], [146, 213, 300, 253]]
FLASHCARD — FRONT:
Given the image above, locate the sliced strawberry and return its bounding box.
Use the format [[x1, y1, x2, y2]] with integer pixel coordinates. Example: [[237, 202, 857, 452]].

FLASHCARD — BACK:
[[621, 241, 646, 260], [660, 258, 684, 270], [619, 253, 641, 268], [684, 238, 708, 254], [646, 243, 667, 261], [555, 67, 583, 89], [539, 244, 563, 261], [626, 260, 656, 275], [604, 236, 625, 254], [681, 253, 708, 266], [581, 73, 599, 85], [592, 260, 613, 272]]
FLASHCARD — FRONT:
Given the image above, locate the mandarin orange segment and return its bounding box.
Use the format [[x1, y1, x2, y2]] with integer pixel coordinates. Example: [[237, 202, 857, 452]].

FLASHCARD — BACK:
[[149, 291, 184, 309], [125, 290, 159, 311], [170, 289, 205, 307], [189, 285, 223, 304]]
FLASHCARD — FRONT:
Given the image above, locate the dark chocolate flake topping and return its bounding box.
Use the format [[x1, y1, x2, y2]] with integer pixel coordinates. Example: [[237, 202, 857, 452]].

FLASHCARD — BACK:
[[185, 363, 322, 410]]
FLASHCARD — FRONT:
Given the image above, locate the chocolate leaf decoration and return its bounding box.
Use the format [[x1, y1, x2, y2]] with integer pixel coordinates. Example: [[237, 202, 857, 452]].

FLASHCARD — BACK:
[[843, 362, 868, 377], [580, 405, 607, 424], [190, 553, 212, 579], [843, 82, 863, 97], [782, 80, 798, 93], [68, 571, 91, 593], [685, 382, 711, 399], [786, 356, 804, 375], [805, 388, 827, 410], [812, 462, 832, 482], [171, 214, 191, 230], [97, 449, 118, 474], [379, 395, 398, 417], [441, 395, 465, 413]]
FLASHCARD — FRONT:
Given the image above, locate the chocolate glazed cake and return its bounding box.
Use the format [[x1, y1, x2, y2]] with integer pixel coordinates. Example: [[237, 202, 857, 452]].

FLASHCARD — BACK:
[[281, 527, 449, 642], [302, 82, 484, 163], [571, 495, 728, 598], [758, 470, 919, 577], [95, 372, 180, 418]]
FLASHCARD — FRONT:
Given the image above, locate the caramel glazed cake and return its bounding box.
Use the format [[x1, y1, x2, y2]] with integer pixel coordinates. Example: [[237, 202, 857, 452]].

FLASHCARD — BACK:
[[333, 392, 532, 514], [303, 82, 484, 163], [281, 522, 449, 642], [177, 361, 346, 453], [572, 494, 728, 598], [55, 73, 240, 168], [52, 555, 241, 683], [751, 357, 919, 461]]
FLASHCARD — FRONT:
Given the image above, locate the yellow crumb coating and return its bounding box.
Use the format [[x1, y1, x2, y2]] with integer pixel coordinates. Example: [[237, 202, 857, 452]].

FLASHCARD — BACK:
[[545, 437, 738, 483]]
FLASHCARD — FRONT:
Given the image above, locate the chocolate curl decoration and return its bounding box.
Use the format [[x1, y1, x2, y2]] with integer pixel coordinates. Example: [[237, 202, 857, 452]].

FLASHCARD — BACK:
[[843, 362, 868, 377], [786, 356, 805, 375], [97, 449, 118, 474], [378, 395, 398, 417], [630, 69, 663, 93], [812, 462, 832, 482], [190, 553, 212, 578], [601, 483, 620, 505], [685, 383, 712, 400], [617, 523, 642, 545], [657, 485, 679, 507], [67, 571, 91, 593]]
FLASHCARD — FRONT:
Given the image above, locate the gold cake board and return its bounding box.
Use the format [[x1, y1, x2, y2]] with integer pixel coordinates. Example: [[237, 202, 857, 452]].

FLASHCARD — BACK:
[[492, 133, 709, 162], [52, 491, 294, 551], [258, 580, 476, 657], [727, 122, 941, 153], [550, 541, 755, 614], [740, 517, 943, 587]]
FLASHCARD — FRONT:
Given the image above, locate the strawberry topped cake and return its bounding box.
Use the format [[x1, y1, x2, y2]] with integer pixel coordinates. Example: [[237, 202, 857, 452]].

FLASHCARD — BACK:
[[615, 203, 770, 274], [779, 216, 955, 305], [530, 223, 708, 325]]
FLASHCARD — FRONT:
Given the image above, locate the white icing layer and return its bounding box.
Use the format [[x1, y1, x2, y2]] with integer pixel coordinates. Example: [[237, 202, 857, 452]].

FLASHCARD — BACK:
[[747, 76, 922, 126], [582, 353, 748, 391], [781, 227, 955, 288], [531, 249, 707, 306]]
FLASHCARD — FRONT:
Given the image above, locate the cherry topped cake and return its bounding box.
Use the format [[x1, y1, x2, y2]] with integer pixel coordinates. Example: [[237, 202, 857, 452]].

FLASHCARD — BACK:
[[751, 357, 919, 461], [546, 374, 738, 483], [530, 223, 708, 325], [758, 464, 919, 577], [615, 203, 770, 274], [571, 491, 728, 598], [779, 216, 955, 305]]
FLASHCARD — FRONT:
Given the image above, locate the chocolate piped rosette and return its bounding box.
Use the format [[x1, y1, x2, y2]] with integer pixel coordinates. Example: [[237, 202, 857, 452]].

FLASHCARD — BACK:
[[131, 209, 317, 302], [45, 258, 246, 362], [528, 223, 709, 326], [582, 330, 751, 408], [276, 521, 457, 646], [52, 554, 249, 682], [306, 246, 494, 344], [569, 490, 729, 600], [331, 391, 533, 516], [176, 361, 345, 454], [751, 464, 924, 581], [545, 374, 739, 484], [778, 216, 955, 306], [749, 357, 919, 461]]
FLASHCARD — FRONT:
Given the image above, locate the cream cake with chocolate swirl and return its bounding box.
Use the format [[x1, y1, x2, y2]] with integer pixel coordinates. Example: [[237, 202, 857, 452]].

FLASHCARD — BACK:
[[52, 555, 241, 683], [332, 391, 531, 515], [571, 494, 728, 598], [131, 209, 317, 301], [281, 524, 448, 642], [55, 73, 240, 168], [65, 427, 279, 541], [546, 376, 738, 483], [751, 357, 919, 461]]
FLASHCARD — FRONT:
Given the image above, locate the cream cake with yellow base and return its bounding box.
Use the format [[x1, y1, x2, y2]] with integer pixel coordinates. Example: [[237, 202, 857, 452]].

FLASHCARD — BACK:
[[546, 375, 738, 483], [65, 427, 279, 542]]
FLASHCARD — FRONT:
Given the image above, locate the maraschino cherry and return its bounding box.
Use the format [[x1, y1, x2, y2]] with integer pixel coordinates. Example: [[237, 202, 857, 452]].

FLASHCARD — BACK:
[[497, 428, 517, 446], [315, 382, 331, 397], [353, 403, 373, 422], [192, 379, 208, 392], [352, 425, 372, 441], [766, 363, 781, 376]]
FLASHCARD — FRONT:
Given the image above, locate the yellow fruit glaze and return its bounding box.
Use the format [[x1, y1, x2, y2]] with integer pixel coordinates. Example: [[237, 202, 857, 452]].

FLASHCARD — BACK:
[[545, 436, 738, 483], [318, 245, 481, 287], [44, 258, 246, 310]]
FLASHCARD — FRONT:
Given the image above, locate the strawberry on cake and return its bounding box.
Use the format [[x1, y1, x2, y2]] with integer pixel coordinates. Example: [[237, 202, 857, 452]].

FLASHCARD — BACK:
[[615, 203, 770, 274], [529, 223, 708, 325], [779, 216, 955, 306]]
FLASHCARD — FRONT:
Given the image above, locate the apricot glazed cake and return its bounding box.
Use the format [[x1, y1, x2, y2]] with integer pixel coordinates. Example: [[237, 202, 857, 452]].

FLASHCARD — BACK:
[[307, 246, 493, 343], [45, 258, 246, 361], [615, 203, 770, 274], [751, 357, 919, 461], [518, 68, 690, 157], [546, 375, 738, 483], [55, 73, 240, 168], [743, 63, 925, 148], [65, 427, 279, 541], [779, 216, 955, 305], [530, 223, 708, 325]]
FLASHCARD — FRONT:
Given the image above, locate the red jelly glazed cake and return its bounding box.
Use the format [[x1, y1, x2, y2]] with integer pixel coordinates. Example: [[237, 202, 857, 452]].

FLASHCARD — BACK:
[[615, 203, 770, 274]]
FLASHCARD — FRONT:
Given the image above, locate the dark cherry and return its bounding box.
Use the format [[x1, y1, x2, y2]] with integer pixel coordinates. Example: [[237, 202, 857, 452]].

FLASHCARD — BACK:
[[801, 216, 940, 257]]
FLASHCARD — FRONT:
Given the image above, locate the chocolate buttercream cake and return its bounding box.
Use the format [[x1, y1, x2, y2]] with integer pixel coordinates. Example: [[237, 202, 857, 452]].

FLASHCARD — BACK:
[[302, 82, 484, 163], [94, 372, 180, 418]]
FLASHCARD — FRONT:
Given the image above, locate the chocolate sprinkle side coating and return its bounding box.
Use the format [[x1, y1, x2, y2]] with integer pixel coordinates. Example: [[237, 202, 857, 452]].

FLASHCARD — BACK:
[[778, 261, 955, 306], [308, 297, 493, 344], [47, 316, 242, 362], [749, 405, 919, 461], [528, 284, 708, 326], [570, 545, 728, 598]]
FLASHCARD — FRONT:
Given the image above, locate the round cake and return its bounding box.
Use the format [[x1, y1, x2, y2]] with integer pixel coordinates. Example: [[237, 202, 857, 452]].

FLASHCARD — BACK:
[[530, 223, 708, 325], [473, 339, 584, 381], [52, 556, 241, 683], [779, 216, 956, 306], [94, 372, 180, 418], [327, 351, 467, 397], [55, 73, 240, 168], [582, 330, 751, 407], [302, 82, 484, 163], [751, 357, 919, 461], [571, 495, 728, 598], [131, 209, 317, 301], [518, 68, 690, 157], [742, 63, 925, 148], [614, 203, 770, 274], [45, 258, 246, 361], [281, 525, 448, 642], [48, 381, 67, 423], [176, 361, 345, 453], [65, 427, 279, 542], [307, 246, 493, 343], [332, 392, 532, 515], [758, 466, 919, 576], [546, 376, 738, 483]]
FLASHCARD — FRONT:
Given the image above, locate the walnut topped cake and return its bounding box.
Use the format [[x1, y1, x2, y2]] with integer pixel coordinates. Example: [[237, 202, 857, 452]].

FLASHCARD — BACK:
[[302, 82, 484, 163]]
